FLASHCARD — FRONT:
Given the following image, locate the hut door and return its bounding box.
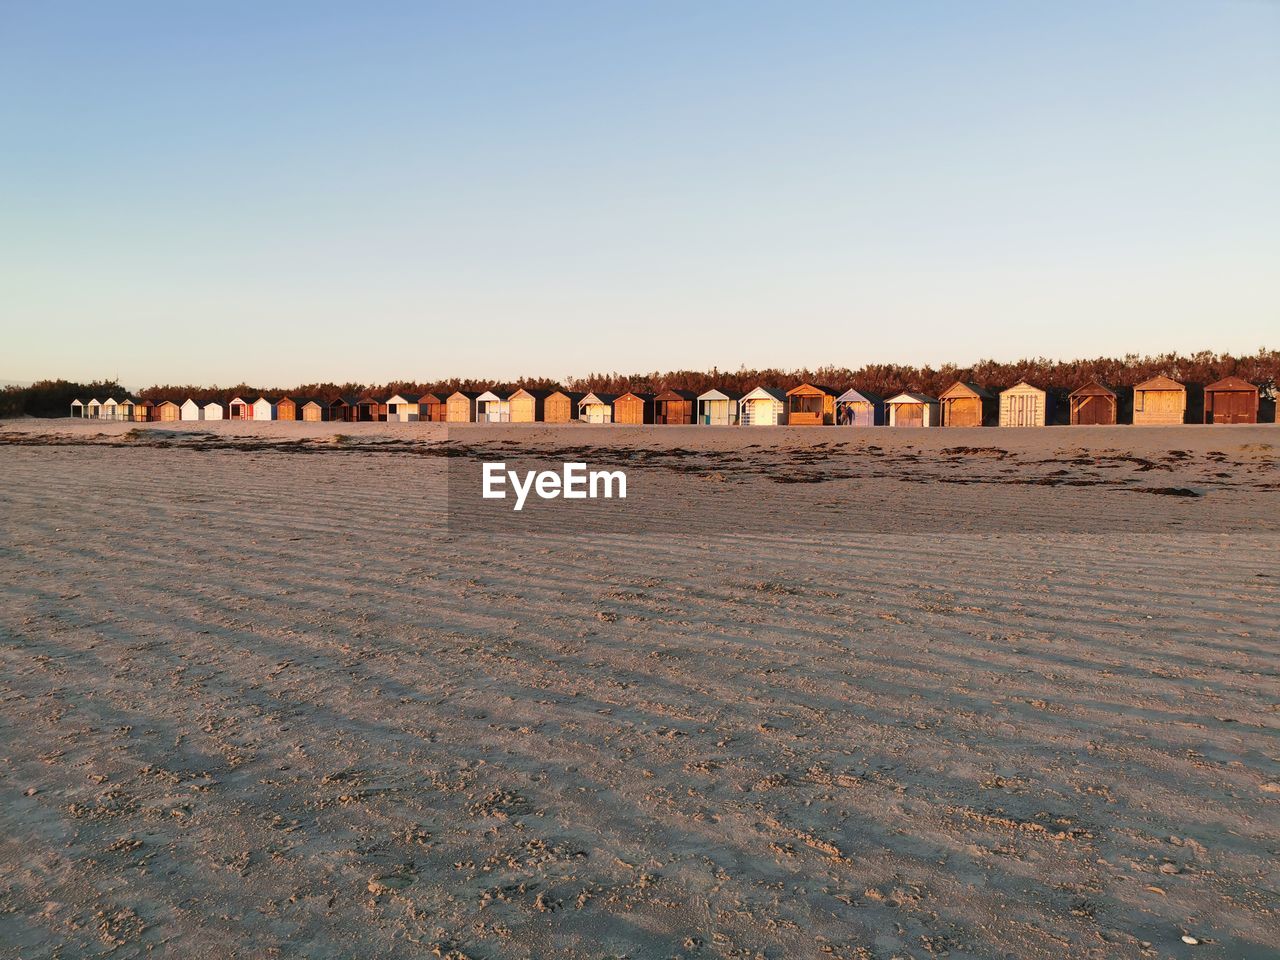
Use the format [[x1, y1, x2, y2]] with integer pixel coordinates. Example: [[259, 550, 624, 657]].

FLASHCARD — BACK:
[[898, 404, 923, 427]]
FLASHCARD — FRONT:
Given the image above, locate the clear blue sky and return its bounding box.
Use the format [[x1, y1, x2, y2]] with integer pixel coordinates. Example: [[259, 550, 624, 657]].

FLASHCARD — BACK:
[[2, 0, 1277, 387]]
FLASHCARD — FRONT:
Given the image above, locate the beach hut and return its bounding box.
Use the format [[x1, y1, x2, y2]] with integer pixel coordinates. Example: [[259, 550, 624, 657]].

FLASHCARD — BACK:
[[835, 388, 884, 427], [70, 399, 85, 418], [543, 390, 583, 423], [1068, 381, 1117, 425], [228, 396, 251, 420], [300, 400, 326, 422], [153, 400, 181, 422], [654, 389, 697, 425], [999, 381, 1051, 427], [275, 397, 300, 421], [134, 400, 155, 422], [939, 382, 997, 427], [476, 390, 511, 423], [385, 394, 421, 422], [1133, 376, 1186, 425], [1203, 376, 1259, 424], [118, 398, 136, 421], [446, 391, 479, 422], [613, 392, 654, 425], [786, 384, 837, 426], [886, 392, 940, 427], [86, 399, 102, 419], [417, 393, 446, 422], [578, 392, 616, 423], [740, 387, 787, 426], [203, 401, 224, 421], [327, 397, 356, 422], [180, 399, 202, 421], [252, 397, 277, 421], [509, 388, 548, 423], [102, 397, 121, 421], [356, 398, 386, 422], [697, 388, 741, 425]]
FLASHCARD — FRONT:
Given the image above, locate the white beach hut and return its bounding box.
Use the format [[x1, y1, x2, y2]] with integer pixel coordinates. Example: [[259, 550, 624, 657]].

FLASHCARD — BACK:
[[86, 398, 102, 419], [252, 397, 277, 421], [578, 392, 617, 423], [476, 390, 511, 423], [180, 399, 202, 421], [697, 388, 741, 425], [886, 392, 941, 427], [203, 401, 224, 421], [385, 394, 421, 422], [102, 397, 120, 421], [70, 399, 85, 418], [835, 388, 886, 427], [740, 387, 787, 426]]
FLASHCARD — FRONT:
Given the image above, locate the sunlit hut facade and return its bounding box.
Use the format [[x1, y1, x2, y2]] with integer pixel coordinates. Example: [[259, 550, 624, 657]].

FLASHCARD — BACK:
[[446, 390, 480, 423], [886, 392, 940, 427], [228, 396, 252, 420], [418, 393, 447, 422], [939, 381, 996, 427], [69, 399, 85, 417], [476, 390, 511, 423], [203, 400, 224, 420], [509, 388, 549, 423], [86, 399, 102, 419], [301, 400, 326, 422], [1068, 381, 1117, 425], [355, 398, 386, 422], [252, 397, 278, 421], [578, 392, 616, 423], [180, 399, 201, 421], [1203, 376, 1259, 424], [697, 388, 741, 425], [835, 388, 884, 426], [385, 394, 421, 422], [153, 400, 181, 421], [785, 383, 837, 426], [101, 398, 120, 421], [613, 392, 654, 425], [543, 390, 583, 423], [1133, 375, 1186, 425], [654, 389, 697, 424], [999, 381, 1051, 427], [740, 387, 787, 426]]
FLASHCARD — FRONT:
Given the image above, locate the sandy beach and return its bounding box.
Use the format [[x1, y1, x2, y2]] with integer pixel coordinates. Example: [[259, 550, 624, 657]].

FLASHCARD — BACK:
[[1, 419, 1277, 959]]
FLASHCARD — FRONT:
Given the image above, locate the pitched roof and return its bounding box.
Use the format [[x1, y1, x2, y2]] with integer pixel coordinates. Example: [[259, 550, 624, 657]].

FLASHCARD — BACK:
[[508, 387, 552, 399], [1068, 380, 1116, 398], [579, 392, 617, 405], [835, 388, 884, 404], [887, 391, 938, 404], [385, 393, 422, 404], [615, 391, 654, 402], [785, 383, 838, 397], [938, 381, 994, 400], [1204, 376, 1257, 392], [654, 389, 698, 401], [742, 386, 788, 402], [697, 387, 744, 400], [1134, 375, 1185, 392], [1000, 380, 1046, 395]]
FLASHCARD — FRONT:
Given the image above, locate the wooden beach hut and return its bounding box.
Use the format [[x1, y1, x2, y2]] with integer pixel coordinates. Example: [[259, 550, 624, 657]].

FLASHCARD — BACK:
[[613, 392, 654, 425], [86, 399, 102, 419], [328, 397, 357, 422], [654, 389, 697, 425], [697, 388, 741, 425], [252, 397, 277, 421], [476, 390, 511, 423], [102, 397, 121, 421], [939, 382, 996, 427], [1203, 376, 1259, 424], [543, 390, 582, 423], [1133, 376, 1186, 425], [446, 391, 479, 423], [786, 384, 837, 426], [417, 393, 446, 422], [835, 388, 884, 427], [740, 387, 787, 426], [509, 388, 549, 423], [203, 400, 224, 420], [275, 397, 300, 421], [301, 400, 326, 422], [886, 392, 940, 427], [358, 398, 387, 422], [999, 381, 1051, 427], [70, 399, 85, 418], [180, 399, 201, 421], [118, 398, 137, 421], [385, 394, 421, 422], [1068, 381, 1117, 425], [578, 392, 616, 423], [134, 400, 155, 422], [228, 397, 251, 420], [154, 400, 181, 422]]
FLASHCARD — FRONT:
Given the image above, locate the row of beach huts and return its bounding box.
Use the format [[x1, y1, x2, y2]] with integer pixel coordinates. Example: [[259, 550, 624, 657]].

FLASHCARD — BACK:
[[68, 375, 1269, 426]]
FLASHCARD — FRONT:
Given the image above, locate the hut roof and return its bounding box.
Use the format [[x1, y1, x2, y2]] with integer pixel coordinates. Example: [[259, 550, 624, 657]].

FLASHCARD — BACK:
[[786, 383, 838, 397], [508, 387, 552, 399], [1001, 380, 1045, 394], [357, 396, 385, 405], [580, 392, 618, 405], [418, 393, 444, 403], [253, 396, 278, 404], [300, 398, 327, 408], [698, 387, 744, 401], [743, 386, 788, 402], [547, 389, 584, 402], [836, 388, 884, 404], [331, 396, 358, 406], [939, 381, 994, 400], [448, 390, 480, 400], [615, 391, 654, 402], [475, 390, 504, 402], [887, 391, 938, 404], [655, 389, 698, 401], [1069, 380, 1116, 399], [1204, 376, 1257, 393], [1134, 375, 1184, 392]]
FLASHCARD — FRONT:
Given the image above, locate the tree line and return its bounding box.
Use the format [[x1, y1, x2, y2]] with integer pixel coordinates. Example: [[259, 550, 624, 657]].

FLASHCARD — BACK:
[[4, 349, 1277, 417]]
